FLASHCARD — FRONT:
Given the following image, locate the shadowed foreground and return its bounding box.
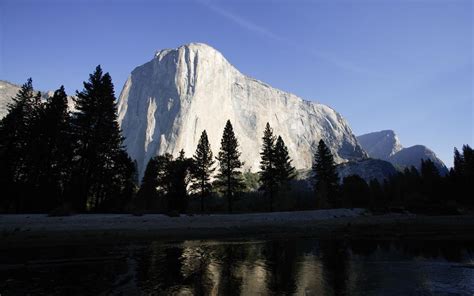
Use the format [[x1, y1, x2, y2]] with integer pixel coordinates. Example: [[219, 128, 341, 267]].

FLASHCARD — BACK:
[[2, 210, 474, 248]]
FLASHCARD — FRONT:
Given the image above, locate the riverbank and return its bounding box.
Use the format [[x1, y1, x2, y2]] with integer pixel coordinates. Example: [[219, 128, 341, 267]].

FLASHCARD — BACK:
[[2, 209, 474, 248]]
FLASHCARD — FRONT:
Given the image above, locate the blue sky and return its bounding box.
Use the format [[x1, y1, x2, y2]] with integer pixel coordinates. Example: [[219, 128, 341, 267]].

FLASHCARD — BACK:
[[0, 0, 472, 167]]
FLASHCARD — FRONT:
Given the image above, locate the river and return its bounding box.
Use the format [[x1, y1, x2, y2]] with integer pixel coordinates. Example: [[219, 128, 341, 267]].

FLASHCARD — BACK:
[[1, 238, 473, 295]]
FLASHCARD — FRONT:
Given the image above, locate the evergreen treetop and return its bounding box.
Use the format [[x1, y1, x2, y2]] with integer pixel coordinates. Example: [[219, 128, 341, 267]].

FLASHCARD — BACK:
[[274, 135, 296, 188], [191, 130, 215, 212], [216, 120, 244, 212], [259, 122, 277, 196], [312, 139, 340, 208]]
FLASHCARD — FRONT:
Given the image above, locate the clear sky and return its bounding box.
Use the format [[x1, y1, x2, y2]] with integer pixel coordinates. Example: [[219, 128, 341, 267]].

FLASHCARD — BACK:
[[1, 0, 472, 167]]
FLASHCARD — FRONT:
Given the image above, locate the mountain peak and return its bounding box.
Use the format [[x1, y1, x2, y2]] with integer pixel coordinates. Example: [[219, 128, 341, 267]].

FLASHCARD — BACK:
[[357, 130, 448, 175], [389, 145, 448, 175], [357, 130, 403, 160], [119, 44, 366, 177], [154, 42, 223, 60]]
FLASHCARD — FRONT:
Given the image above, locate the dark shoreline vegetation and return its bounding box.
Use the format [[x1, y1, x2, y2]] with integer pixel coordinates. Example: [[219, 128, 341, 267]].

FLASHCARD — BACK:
[[0, 66, 473, 216]]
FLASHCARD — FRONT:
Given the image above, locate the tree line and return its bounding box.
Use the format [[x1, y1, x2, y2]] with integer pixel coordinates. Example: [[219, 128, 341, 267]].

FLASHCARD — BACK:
[[135, 121, 296, 214], [1, 65, 472, 215], [313, 140, 474, 214], [0, 66, 136, 213]]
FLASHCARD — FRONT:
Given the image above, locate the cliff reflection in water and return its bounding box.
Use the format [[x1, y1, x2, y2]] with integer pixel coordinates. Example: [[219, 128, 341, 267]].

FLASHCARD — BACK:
[[2, 239, 474, 295], [131, 239, 474, 295]]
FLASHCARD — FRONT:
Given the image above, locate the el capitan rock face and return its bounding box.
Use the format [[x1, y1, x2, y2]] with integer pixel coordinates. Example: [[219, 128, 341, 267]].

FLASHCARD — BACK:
[[117, 43, 366, 176]]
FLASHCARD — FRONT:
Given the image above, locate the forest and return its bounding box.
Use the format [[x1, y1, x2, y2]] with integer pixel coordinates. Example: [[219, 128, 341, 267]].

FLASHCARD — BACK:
[[1, 66, 472, 215]]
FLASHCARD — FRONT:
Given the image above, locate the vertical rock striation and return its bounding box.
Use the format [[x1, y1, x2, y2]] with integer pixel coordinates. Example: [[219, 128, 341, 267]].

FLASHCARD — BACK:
[[117, 43, 366, 176]]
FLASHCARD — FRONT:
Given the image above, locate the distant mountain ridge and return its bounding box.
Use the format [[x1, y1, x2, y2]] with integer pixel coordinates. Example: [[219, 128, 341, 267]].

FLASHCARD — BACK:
[[357, 130, 448, 175], [337, 158, 398, 182], [0, 80, 76, 119]]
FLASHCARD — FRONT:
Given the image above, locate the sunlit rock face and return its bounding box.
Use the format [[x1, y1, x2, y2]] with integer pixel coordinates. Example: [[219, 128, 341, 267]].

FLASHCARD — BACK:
[[357, 130, 403, 160], [0, 80, 21, 119], [117, 43, 366, 176]]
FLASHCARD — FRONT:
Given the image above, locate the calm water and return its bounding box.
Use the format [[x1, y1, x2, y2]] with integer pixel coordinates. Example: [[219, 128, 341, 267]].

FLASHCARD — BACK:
[[1, 238, 474, 295]]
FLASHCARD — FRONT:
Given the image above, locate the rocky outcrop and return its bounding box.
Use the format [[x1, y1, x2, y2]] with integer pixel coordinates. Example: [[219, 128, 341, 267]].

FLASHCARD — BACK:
[[0, 80, 76, 119], [117, 43, 367, 176], [358, 130, 448, 175], [0, 80, 21, 118], [357, 130, 403, 160]]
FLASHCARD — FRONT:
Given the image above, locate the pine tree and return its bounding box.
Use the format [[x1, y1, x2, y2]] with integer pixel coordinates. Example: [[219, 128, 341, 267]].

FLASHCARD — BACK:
[[108, 150, 137, 211], [168, 150, 193, 213], [259, 123, 277, 211], [341, 175, 369, 208], [35, 86, 73, 211], [216, 120, 244, 213], [312, 139, 340, 208], [462, 145, 474, 179], [0, 78, 42, 212], [274, 136, 296, 189], [191, 130, 215, 212], [70, 65, 132, 212], [136, 157, 161, 211], [453, 148, 464, 176]]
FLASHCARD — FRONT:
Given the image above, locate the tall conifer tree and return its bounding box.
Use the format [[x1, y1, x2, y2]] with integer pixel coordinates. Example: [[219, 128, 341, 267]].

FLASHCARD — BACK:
[[136, 156, 161, 211], [0, 79, 41, 212], [274, 136, 296, 189], [216, 120, 243, 213], [259, 123, 277, 211], [70, 65, 133, 211], [168, 150, 193, 213], [312, 139, 340, 208], [191, 130, 215, 212], [35, 86, 73, 210]]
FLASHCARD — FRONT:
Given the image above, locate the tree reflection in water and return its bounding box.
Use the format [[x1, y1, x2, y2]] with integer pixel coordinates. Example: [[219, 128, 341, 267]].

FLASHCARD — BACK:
[[2, 239, 474, 295], [131, 239, 474, 295]]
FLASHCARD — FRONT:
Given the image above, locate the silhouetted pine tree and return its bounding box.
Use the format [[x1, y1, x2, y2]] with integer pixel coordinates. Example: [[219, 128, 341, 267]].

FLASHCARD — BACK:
[[216, 120, 244, 213], [190, 130, 215, 212], [259, 123, 277, 211], [168, 150, 193, 213], [312, 139, 340, 208], [274, 136, 296, 189], [341, 175, 369, 208], [453, 148, 464, 176], [451, 145, 473, 207], [35, 86, 73, 211], [136, 157, 161, 211], [107, 150, 137, 211], [0, 78, 42, 212], [461, 145, 474, 181], [70, 65, 133, 212]]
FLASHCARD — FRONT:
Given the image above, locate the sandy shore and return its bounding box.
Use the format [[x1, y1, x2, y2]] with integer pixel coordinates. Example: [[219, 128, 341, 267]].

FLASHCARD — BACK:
[[1, 209, 474, 248]]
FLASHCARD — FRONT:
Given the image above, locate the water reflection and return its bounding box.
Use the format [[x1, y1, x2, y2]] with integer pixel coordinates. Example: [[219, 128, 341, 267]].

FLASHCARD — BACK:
[[1, 239, 474, 295]]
